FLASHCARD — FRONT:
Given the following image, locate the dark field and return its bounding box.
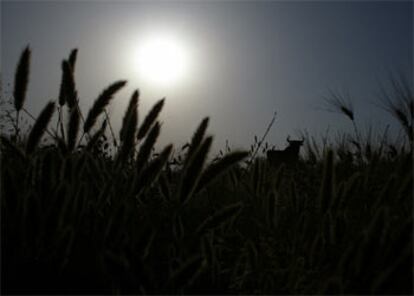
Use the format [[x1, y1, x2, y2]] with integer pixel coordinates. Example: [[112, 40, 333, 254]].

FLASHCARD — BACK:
[[1, 48, 413, 295]]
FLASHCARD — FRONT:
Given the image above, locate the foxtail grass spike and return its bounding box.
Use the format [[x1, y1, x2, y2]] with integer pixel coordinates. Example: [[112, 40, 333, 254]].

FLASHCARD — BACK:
[[116, 103, 138, 166], [136, 144, 173, 196], [120, 90, 139, 142], [59, 60, 77, 107], [180, 136, 213, 205], [137, 98, 164, 140], [136, 122, 160, 176], [13, 46, 31, 111], [58, 62, 67, 106], [323, 89, 355, 121], [185, 117, 209, 167], [196, 151, 248, 192], [68, 49, 78, 73], [84, 80, 127, 134], [26, 101, 55, 155]]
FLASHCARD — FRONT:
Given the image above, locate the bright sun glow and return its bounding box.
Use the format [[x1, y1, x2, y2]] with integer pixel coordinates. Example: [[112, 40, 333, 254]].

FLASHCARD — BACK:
[[135, 33, 190, 87]]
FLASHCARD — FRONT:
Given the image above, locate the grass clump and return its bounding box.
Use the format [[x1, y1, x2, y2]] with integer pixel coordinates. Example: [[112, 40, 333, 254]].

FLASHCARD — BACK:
[[1, 46, 412, 295]]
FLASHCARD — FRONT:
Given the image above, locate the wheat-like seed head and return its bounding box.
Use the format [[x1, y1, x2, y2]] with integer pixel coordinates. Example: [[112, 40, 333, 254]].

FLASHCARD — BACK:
[[180, 136, 213, 205], [13, 46, 31, 112], [26, 101, 55, 155], [68, 49, 78, 73], [323, 89, 355, 122], [196, 150, 248, 193], [116, 100, 138, 166], [84, 80, 127, 134], [136, 122, 161, 176], [120, 90, 139, 143], [185, 117, 209, 167], [59, 60, 77, 108], [137, 98, 164, 140]]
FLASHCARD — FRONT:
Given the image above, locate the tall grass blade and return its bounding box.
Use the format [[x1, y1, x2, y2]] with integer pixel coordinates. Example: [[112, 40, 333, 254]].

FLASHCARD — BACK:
[[168, 255, 205, 291], [319, 149, 335, 214], [196, 202, 243, 235]]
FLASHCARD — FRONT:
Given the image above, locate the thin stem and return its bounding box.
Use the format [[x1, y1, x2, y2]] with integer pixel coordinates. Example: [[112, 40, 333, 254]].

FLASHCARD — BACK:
[[351, 119, 362, 158], [21, 107, 56, 138], [246, 111, 277, 169], [253, 111, 277, 159], [22, 107, 36, 121]]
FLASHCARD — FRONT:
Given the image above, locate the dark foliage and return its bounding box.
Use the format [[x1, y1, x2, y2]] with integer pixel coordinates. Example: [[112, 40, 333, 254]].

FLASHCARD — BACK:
[[1, 46, 412, 295]]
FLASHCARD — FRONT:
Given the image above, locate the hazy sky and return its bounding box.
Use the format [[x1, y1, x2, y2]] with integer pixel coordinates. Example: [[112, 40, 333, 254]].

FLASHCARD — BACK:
[[2, 1, 413, 152]]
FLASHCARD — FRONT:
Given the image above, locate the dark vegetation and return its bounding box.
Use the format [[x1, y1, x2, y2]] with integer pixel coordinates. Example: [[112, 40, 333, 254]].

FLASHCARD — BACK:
[[1, 47, 413, 294]]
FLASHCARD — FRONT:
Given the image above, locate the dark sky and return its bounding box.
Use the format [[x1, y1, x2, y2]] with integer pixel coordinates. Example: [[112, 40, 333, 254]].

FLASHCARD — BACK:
[[2, 1, 413, 152]]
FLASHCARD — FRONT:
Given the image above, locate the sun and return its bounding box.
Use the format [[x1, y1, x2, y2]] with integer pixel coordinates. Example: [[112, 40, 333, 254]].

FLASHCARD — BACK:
[[135, 33, 190, 87]]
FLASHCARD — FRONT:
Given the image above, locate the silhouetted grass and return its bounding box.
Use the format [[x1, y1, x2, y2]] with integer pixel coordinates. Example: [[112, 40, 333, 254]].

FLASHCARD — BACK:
[[1, 46, 412, 295], [83, 80, 127, 134], [25, 101, 55, 155], [13, 46, 30, 112], [137, 98, 165, 140]]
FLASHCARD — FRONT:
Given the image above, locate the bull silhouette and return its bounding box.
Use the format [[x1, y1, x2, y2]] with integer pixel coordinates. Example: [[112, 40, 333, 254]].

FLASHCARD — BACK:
[[267, 136, 304, 167]]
